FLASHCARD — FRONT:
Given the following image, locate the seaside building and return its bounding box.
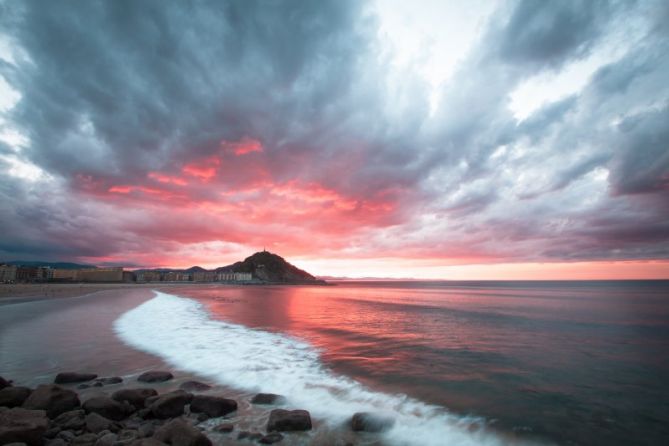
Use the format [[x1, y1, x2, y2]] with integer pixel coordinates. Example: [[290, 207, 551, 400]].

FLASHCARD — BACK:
[[136, 271, 162, 282], [193, 271, 217, 282], [77, 267, 123, 282], [0, 264, 17, 283], [52, 268, 78, 281]]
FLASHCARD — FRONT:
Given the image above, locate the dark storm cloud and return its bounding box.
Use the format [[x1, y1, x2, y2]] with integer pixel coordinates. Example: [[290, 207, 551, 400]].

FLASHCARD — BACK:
[[496, 0, 614, 69]]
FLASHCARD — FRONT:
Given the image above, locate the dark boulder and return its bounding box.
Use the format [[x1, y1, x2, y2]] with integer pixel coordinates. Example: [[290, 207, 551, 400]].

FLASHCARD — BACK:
[[154, 419, 212, 446], [129, 439, 168, 446], [85, 412, 118, 433], [22, 384, 80, 418], [250, 393, 284, 405], [0, 387, 32, 408], [190, 395, 237, 418], [267, 409, 312, 432], [82, 396, 128, 421], [137, 372, 173, 383], [259, 432, 284, 444], [54, 373, 97, 384], [0, 377, 12, 390], [351, 412, 395, 433], [178, 381, 211, 392], [112, 388, 158, 409], [149, 391, 192, 419], [0, 407, 49, 446], [52, 409, 86, 430]]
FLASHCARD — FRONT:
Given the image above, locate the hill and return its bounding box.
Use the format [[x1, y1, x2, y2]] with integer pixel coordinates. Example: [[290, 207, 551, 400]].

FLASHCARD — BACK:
[[217, 251, 324, 284], [4, 261, 97, 270]]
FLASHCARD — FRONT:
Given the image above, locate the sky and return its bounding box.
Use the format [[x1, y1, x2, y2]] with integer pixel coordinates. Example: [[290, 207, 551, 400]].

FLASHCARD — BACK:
[[0, 0, 668, 279]]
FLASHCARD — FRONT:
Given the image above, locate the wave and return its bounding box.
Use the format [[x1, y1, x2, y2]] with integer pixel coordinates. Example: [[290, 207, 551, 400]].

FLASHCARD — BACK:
[[113, 291, 538, 446]]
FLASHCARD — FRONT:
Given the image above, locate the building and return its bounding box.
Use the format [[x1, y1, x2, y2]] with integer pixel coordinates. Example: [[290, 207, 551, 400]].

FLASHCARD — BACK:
[[123, 271, 135, 282], [0, 264, 17, 283], [193, 271, 217, 282], [15, 266, 39, 282], [52, 269, 78, 281], [77, 267, 123, 282], [136, 271, 162, 282], [216, 271, 252, 282]]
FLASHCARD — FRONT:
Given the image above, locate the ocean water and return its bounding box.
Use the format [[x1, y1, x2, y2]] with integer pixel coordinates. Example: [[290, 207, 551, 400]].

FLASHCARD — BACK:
[[2, 281, 668, 445]]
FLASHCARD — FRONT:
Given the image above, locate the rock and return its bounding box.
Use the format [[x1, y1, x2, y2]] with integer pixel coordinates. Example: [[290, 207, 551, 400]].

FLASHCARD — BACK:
[[137, 372, 173, 383], [94, 432, 117, 446], [112, 388, 158, 409], [95, 377, 123, 386], [212, 423, 233, 433], [236, 431, 263, 441], [0, 407, 49, 446], [55, 373, 98, 384], [52, 409, 86, 430], [71, 432, 98, 445], [22, 384, 80, 418], [83, 396, 130, 421], [78, 384, 90, 390], [144, 396, 160, 407], [44, 426, 61, 438], [189, 395, 237, 418], [0, 387, 33, 408], [128, 439, 167, 446], [149, 391, 192, 419], [115, 429, 139, 445], [250, 393, 284, 405], [178, 381, 211, 392], [5, 442, 29, 446], [351, 412, 395, 433], [58, 430, 76, 441], [154, 419, 212, 446], [46, 439, 67, 446], [267, 409, 312, 432], [0, 376, 12, 390], [259, 432, 284, 444], [85, 412, 119, 434], [137, 422, 154, 438]]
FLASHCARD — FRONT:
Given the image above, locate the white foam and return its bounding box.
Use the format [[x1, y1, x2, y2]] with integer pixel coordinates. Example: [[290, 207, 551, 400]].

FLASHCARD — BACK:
[[114, 291, 538, 446]]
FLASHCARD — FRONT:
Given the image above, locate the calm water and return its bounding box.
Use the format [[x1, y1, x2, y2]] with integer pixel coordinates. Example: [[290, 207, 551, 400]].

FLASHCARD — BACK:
[[2, 281, 668, 445]]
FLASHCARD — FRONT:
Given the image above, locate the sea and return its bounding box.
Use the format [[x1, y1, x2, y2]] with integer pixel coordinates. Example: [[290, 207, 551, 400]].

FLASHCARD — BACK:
[[1, 280, 668, 446]]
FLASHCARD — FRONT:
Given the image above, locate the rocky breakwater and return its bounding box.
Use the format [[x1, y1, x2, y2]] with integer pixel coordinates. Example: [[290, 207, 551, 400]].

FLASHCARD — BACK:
[[0, 371, 318, 446]]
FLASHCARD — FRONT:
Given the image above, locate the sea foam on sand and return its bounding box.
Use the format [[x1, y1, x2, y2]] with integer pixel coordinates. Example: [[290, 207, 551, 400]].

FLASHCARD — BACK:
[[114, 291, 537, 446]]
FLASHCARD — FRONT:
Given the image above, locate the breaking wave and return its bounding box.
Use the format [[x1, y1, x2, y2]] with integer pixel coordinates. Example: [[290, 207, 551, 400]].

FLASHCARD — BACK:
[[114, 291, 537, 446]]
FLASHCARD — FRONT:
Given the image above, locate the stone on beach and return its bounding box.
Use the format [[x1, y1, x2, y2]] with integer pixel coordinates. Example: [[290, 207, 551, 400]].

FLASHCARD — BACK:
[[112, 388, 158, 410], [0, 387, 33, 408], [351, 412, 395, 433], [189, 395, 237, 418], [149, 391, 192, 419], [52, 409, 86, 430], [70, 432, 97, 445], [137, 372, 173, 383], [82, 396, 129, 421], [259, 432, 284, 444], [22, 384, 80, 418], [250, 393, 285, 405], [267, 409, 312, 432], [85, 412, 119, 433], [212, 423, 233, 433], [0, 407, 49, 446], [0, 377, 13, 390], [95, 377, 123, 386], [54, 373, 98, 384], [154, 419, 212, 446]]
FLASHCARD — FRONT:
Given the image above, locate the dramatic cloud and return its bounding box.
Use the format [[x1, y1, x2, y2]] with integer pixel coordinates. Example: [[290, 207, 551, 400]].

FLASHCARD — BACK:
[[0, 0, 667, 277]]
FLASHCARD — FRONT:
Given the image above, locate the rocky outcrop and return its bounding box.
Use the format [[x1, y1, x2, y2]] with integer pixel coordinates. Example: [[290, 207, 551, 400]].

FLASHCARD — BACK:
[[351, 412, 395, 433], [0, 377, 12, 390], [189, 395, 237, 418], [52, 409, 86, 430], [112, 388, 158, 410], [0, 386, 32, 408], [0, 407, 49, 446], [218, 251, 325, 284], [54, 373, 98, 384], [137, 372, 173, 383], [22, 385, 80, 418], [154, 419, 211, 446], [266, 409, 312, 432]]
